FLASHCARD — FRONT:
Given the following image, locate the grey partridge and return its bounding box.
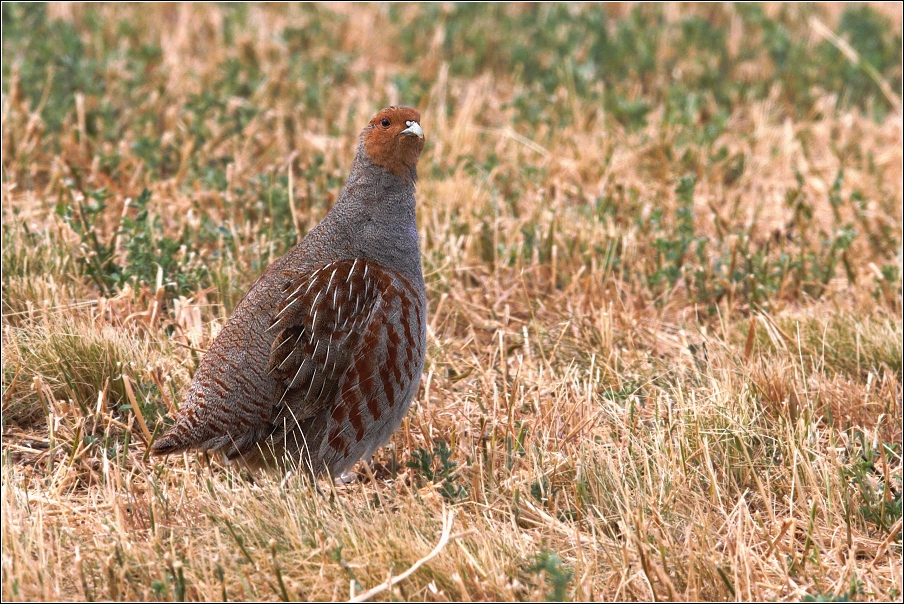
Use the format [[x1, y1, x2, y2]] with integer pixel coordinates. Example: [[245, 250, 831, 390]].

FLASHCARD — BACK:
[[151, 107, 427, 477]]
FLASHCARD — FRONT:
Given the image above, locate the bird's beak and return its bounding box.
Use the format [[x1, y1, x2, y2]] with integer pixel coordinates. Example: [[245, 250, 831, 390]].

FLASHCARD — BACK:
[[401, 120, 424, 139]]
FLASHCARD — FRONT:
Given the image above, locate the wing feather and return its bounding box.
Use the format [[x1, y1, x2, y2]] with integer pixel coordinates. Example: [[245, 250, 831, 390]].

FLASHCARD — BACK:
[[267, 259, 382, 427]]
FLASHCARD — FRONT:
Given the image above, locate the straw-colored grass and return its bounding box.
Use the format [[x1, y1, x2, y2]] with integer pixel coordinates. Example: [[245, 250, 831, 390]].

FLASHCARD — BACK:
[[2, 3, 901, 601]]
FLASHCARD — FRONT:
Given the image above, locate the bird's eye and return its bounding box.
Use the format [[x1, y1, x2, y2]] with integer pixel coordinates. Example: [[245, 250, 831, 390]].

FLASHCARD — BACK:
[[380, 118, 390, 128]]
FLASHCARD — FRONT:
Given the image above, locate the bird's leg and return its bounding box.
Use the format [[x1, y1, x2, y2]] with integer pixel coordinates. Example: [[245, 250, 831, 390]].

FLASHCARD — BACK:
[[334, 455, 377, 485], [335, 469, 360, 485]]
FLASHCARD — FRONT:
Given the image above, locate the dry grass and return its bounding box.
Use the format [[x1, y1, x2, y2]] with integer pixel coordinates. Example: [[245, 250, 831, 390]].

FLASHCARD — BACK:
[[2, 3, 902, 601]]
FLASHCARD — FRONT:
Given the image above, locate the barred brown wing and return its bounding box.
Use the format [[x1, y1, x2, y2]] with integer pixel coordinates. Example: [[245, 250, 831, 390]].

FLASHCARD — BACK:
[[266, 258, 423, 453]]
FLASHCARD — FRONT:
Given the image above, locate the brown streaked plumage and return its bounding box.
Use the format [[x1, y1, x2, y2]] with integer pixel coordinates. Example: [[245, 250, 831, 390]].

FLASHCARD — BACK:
[[151, 106, 427, 477]]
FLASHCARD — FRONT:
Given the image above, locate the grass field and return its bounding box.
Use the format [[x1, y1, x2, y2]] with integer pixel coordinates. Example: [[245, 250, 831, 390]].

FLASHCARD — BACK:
[[2, 3, 902, 601]]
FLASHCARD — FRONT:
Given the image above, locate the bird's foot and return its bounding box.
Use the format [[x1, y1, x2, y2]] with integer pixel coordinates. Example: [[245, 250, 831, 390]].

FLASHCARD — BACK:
[[334, 470, 359, 485]]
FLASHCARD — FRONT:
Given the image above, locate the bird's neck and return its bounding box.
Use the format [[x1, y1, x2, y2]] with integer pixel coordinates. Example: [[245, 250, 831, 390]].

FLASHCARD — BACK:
[[347, 142, 418, 188], [319, 152, 423, 285]]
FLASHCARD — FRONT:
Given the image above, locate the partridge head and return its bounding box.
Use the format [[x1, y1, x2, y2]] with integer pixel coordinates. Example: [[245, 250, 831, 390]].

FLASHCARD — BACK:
[[151, 106, 427, 477]]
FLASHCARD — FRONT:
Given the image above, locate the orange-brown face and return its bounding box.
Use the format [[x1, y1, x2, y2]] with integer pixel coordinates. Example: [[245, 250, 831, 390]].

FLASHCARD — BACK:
[[362, 106, 425, 178]]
